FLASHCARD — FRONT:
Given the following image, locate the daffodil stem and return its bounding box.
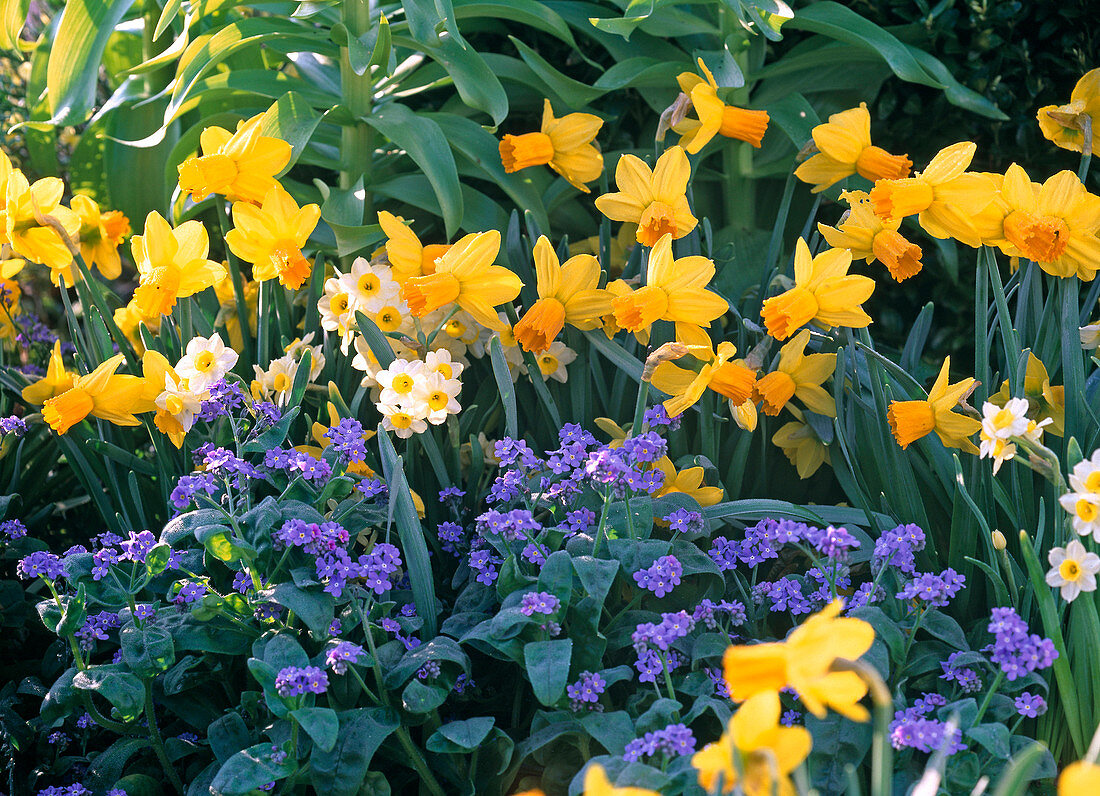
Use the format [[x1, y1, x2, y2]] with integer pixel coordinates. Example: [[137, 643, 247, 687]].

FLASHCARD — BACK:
[[833, 659, 892, 796], [1077, 116, 1092, 183], [339, 0, 375, 221], [218, 198, 254, 368], [71, 254, 141, 371], [631, 379, 649, 434]]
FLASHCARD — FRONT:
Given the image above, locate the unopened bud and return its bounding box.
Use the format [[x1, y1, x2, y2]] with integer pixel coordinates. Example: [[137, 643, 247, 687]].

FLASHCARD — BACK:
[[992, 530, 1006, 551], [656, 93, 693, 143], [642, 342, 692, 382], [732, 399, 757, 432]]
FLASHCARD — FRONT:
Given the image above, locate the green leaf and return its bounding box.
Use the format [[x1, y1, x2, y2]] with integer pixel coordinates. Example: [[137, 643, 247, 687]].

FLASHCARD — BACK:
[[72, 666, 145, 723], [290, 707, 339, 752], [509, 36, 603, 107], [46, 0, 137, 125], [401, 679, 448, 713], [309, 708, 399, 795], [320, 179, 384, 257], [377, 431, 438, 637], [120, 624, 176, 679], [572, 557, 620, 609], [240, 407, 300, 453], [209, 742, 295, 796], [145, 543, 171, 576], [363, 103, 463, 237], [966, 723, 1011, 759], [259, 92, 324, 171], [0, 0, 29, 51], [489, 336, 518, 439], [453, 0, 576, 47], [259, 583, 334, 636], [524, 638, 572, 706], [426, 716, 495, 753]]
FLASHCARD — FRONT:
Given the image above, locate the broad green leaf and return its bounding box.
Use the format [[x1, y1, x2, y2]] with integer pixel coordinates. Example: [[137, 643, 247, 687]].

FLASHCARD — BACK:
[[289, 707, 339, 752], [509, 36, 603, 107], [453, 0, 576, 47], [309, 708, 399, 795], [0, 0, 28, 50], [209, 742, 294, 796], [72, 666, 145, 723], [489, 336, 518, 438], [259, 92, 324, 171], [363, 103, 463, 237], [320, 179, 383, 257], [46, 0, 137, 125], [259, 582, 334, 636], [524, 638, 572, 706], [120, 624, 176, 679], [377, 431, 438, 637], [426, 716, 495, 753]]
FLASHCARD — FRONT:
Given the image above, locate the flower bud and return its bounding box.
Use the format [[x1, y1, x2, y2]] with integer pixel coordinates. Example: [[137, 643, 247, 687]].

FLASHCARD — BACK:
[[992, 530, 1007, 551]]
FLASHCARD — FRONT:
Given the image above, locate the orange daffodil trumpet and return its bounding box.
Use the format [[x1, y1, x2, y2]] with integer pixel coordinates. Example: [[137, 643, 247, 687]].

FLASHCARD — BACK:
[[753, 329, 837, 418], [401, 230, 522, 332], [595, 145, 697, 247], [41, 354, 146, 435], [672, 59, 769, 153], [818, 190, 923, 281], [794, 103, 911, 193], [649, 339, 756, 417], [610, 233, 727, 334], [177, 113, 292, 204], [723, 599, 876, 722], [984, 164, 1100, 280], [513, 236, 613, 353], [131, 212, 226, 320], [869, 141, 999, 248], [1037, 68, 1100, 156], [499, 99, 604, 193], [225, 185, 321, 290], [761, 238, 874, 341], [887, 357, 981, 453]]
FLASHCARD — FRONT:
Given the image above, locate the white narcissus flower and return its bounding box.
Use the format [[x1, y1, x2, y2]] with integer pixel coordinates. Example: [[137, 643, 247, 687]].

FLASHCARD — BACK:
[[284, 333, 325, 381], [175, 333, 238, 392], [1081, 323, 1100, 350], [1059, 450, 1100, 540], [318, 272, 356, 352], [251, 355, 299, 408], [375, 358, 426, 407], [533, 341, 576, 383], [339, 257, 400, 314], [424, 348, 465, 381], [1046, 539, 1100, 602], [414, 370, 461, 425], [980, 397, 1030, 440], [155, 373, 203, 431], [379, 402, 427, 439]]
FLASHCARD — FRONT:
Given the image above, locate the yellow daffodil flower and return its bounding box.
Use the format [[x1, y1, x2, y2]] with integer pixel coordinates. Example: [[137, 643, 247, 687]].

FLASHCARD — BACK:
[[595, 145, 697, 247], [724, 599, 875, 721], [42, 354, 146, 435], [692, 691, 812, 796], [177, 114, 292, 204], [21, 340, 74, 405], [4, 172, 80, 273], [870, 141, 998, 247], [987, 164, 1100, 280], [818, 190, 923, 281], [569, 222, 636, 278], [773, 405, 830, 479], [761, 238, 874, 341], [610, 233, 727, 333], [113, 299, 153, 356], [989, 352, 1064, 437], [499, 99, 604, 192], [1059, 760, 1100, 795], [794, 103, 911, 193], [401, 230, 521, 332], [513, 235, 612, 352], [581, 764, 659, 796], [377, 211, 450, 284], [673, 59, 769, 153], [649, 340, 756, 417], [131, 212, 227, 320], [655, 458, 723, 506], [70, 195, 129, 281], [887, 356, 981, 453], [225, 185, 320, 290], [213, 273, 259, 352], [753, 329, 836, 417], [1037, 68, 1100, 156]]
